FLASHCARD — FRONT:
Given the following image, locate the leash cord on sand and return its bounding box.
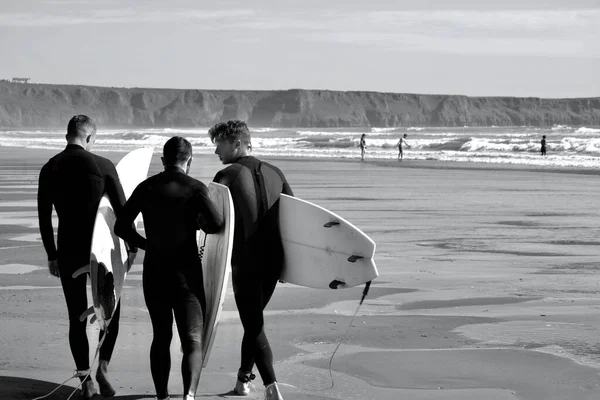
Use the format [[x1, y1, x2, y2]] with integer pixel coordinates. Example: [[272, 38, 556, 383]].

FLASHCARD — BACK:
[[279, 281, 372, 393], [325, 281, 371, 390], [32, 328, 107, 400]]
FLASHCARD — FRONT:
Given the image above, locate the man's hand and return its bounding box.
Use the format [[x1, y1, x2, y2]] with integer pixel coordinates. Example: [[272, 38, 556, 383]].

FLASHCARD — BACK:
[[48, 259, 59, 278]]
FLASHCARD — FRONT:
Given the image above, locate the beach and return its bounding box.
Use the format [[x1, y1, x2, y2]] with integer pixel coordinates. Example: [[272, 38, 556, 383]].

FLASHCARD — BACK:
[[1, 145, 600, 400]]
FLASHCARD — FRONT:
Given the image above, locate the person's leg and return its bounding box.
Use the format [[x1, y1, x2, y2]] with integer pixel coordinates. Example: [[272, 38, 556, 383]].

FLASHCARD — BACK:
[[59, 259, 97, 398], [172, 267, 205, 398], [96, 300, 121, 396], [234, 275, 279, 386], [144, 269, 174, 400], [58, 262, 91, 378]]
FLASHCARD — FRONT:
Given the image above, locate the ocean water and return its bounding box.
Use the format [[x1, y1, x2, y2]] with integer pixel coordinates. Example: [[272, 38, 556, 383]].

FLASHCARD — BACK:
[[1, 125, 599, 168]]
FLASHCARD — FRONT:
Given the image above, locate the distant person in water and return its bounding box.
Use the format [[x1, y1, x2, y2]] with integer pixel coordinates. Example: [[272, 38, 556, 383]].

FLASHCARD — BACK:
[[115, 136, 223, 400], [360, 134, 367, 160], [397, 134, 412, 160], [541, 135, 547, 156], [37, 115, 137, 399]]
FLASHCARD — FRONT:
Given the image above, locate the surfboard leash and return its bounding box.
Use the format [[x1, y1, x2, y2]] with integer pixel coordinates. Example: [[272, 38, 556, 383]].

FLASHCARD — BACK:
[[198, 234, 207, 261], [325, 280, 371, 389], [31, 329, 108, 400], [278, 281, 372, 393]]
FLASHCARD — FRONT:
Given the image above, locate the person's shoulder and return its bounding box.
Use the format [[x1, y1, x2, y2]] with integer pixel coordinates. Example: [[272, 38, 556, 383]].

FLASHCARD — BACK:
[[262, 160, 288, 180], [219, 163, 245, 177], [89, 152, 117, 174], [262, 160, 285, 174], [185, 174, 208, 189], [91, 152, 114, 166], [41, 149, 67, 172], [214, 163, 245, 186]]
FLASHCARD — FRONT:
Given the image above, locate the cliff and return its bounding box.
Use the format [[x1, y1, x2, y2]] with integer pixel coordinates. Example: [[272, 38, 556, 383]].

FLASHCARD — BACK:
[[1, 82, 598, 128]]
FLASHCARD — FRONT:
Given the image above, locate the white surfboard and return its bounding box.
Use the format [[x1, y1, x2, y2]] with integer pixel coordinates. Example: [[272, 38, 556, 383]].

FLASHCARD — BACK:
[[279, 194, 378, 289], [85, 147, 153, 331], [198, 182, 234, 368]]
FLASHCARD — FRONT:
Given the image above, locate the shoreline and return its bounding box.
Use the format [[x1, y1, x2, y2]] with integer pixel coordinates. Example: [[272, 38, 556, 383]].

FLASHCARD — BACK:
[[2, 145, 598, 176]]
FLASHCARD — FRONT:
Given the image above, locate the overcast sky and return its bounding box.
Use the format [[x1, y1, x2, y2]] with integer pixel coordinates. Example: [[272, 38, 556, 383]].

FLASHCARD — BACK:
[[0, 0, 597, 98]]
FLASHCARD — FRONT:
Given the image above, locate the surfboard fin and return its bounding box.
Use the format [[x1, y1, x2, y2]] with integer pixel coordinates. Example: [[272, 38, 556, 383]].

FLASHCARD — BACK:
[[329, 279, 346, 289], [72, 264, 90, 278], [323, 221, 340, 228], [79, 306, 94, 322], [347, 255, 364, 263]]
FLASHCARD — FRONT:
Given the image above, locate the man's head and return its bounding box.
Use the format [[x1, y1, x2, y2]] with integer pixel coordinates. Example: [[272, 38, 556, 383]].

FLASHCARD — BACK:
[[162, 136, 193, 173], [403, 134, 408, 138], [208, 120, 252, 164], [543, 135, 546, 139], [66, 115, 97, 150]]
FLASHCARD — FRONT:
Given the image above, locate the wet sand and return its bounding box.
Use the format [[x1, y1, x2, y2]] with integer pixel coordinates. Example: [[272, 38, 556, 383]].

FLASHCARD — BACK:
[[1, 146, 600, 399]]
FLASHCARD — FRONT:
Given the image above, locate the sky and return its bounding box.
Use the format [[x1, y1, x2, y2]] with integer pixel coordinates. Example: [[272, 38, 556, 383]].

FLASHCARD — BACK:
[[0, 0, 598, 98]]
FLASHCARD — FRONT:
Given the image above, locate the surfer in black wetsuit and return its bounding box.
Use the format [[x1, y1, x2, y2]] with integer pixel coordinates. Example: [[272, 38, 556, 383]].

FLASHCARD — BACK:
[[37, 115, 136, 399], [541, 135, 547, 156], [360, 133, 367, 160], [114, 136, 223, 400], [209, 120, 293, 400]]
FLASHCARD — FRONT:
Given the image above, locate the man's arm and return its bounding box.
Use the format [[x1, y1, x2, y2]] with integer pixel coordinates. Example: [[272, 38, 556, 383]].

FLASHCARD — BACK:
[[104, 160, 139, 253], [37, 163, 57, 260], [114, 186, 147, 251], [37, 163, 60, 277], [195, 184, 224, 234], [103, 161, 127, 217]]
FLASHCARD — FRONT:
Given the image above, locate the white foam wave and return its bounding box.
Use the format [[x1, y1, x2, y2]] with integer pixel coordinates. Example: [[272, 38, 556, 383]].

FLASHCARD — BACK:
[[370, 127, 398, 133], [1, 127, 599, 168], [551, 124, 572, 130], [575, 127, 600, 135]]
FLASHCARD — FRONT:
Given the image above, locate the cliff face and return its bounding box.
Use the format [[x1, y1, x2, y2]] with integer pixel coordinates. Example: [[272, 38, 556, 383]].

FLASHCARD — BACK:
[[0, 82, 598, 128]]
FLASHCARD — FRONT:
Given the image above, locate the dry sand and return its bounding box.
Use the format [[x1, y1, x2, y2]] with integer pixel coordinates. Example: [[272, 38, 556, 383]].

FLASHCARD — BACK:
[[1, 146, 600, 400]]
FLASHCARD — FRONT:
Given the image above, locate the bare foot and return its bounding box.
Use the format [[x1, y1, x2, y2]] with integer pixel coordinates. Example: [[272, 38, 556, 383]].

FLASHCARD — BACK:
[[96, 360, 116, 397], [81, 380, 97, 399]]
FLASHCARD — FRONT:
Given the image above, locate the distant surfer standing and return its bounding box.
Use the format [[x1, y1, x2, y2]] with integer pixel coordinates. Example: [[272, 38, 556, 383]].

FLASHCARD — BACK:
[[37, 115, 137, 399], [115, 136, 223, 400], [209, 120, 293, 400], [541, 135, 547, 156], [360, 133, 367, 160], [397, 133, 412, 160]]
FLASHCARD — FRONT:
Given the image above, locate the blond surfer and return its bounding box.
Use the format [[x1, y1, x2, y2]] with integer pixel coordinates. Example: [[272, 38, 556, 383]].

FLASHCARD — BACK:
[[209, 120, 292, 400]]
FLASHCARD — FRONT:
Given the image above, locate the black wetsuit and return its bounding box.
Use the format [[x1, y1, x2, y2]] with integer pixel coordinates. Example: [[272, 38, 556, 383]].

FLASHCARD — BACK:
[[213, 156, 293, 386], [37, 144, 126, 375], [114, 166, 222, 399], [541, 139, 547, 156]]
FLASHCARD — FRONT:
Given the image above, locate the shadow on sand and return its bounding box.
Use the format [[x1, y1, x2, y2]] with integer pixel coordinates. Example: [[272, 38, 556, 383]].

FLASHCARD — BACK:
[[0, 376, 153, 400]]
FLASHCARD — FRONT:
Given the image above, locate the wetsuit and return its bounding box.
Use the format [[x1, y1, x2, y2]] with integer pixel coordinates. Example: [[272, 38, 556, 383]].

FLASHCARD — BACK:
[[37, 144, 126, 376], [541, 139, 547, 156], [114, 166, 222, 399], [213, 156, 293, 385]]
